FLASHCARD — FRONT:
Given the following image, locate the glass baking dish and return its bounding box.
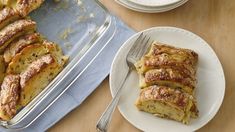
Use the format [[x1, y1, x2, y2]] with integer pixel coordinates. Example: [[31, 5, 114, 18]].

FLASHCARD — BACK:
[[0, 0, 116, 129]]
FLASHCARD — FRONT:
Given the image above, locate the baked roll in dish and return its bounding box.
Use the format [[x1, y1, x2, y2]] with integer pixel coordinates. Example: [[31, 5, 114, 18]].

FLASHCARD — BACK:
[[19, 41, 68, 106], [0, 75, 20, 120], [0, 7, 21, 30], [4, 33, 41, 63], [7, 43, 49, 74], [135, 42, 199, 124], [0, 0, 44, 16], [0, 19, 36, 53], [14, 0, 45, 16], [0, 1, 69, 121]]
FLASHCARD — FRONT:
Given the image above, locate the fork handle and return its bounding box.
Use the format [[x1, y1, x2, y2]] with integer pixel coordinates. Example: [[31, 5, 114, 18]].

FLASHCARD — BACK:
[[96, 69, 131, 132]]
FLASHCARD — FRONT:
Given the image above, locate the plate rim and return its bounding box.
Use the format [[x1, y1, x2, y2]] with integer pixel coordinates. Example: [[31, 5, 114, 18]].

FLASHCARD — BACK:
[[128, 0, 182, 7], [109, 26, 226, 132], [115, 0, 189, 13]]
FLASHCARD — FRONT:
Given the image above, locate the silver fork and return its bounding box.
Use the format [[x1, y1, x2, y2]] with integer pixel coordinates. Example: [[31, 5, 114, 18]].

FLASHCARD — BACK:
[[96, 33, 152, 132]]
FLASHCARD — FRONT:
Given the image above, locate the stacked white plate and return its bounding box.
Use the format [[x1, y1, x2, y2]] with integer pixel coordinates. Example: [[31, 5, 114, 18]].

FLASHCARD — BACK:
[[115, 0, 189, 13]]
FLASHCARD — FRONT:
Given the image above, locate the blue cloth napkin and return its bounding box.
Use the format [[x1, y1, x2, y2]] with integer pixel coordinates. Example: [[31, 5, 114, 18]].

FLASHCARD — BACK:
[[0, 16, 135, 132]]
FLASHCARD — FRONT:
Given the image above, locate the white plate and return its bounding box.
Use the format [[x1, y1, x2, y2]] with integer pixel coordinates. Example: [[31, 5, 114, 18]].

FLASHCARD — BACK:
[[115, 0, 188, 13], [128, 0, 181, 7], [110, 27, 225, 132]]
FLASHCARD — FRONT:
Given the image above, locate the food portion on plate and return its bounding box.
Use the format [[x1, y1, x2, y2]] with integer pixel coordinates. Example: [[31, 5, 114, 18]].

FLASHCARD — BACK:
[[135, 42, 199, 124], [0, 1, 68, 121]]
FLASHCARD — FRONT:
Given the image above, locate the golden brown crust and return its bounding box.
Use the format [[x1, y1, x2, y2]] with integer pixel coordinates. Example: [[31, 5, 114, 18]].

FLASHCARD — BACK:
[[19, 48, 67, 106], [136, 55, 196, 76], [0, 0, 44, 16], [15, 0, 44, 16], [0, 7, 21, 30], [147, 42, 198, 66], [143, 68, 196, 94], [138, 85, 192, 110], [0, 75, 20, 121], [20, 54, 54, 88], [19, 60, 63, 106], [6, 43, 49, 74], [0, 19, 36, 53], [4, 33, 41, 63], [135, 42, 198, 75], [135, 42, 199, 123], [135, 85, 194, 124], [0, 55, 5, 84]]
